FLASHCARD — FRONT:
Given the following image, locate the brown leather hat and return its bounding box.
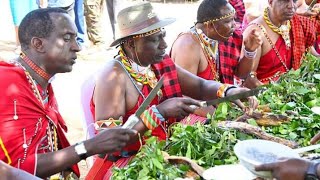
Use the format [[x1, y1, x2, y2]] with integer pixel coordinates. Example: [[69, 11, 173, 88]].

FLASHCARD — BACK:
[[110, 2, 175, 46]]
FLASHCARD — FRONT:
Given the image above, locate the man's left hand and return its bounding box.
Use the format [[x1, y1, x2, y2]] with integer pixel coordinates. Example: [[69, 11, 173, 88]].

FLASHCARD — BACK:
[[225, 87, 259, 111]]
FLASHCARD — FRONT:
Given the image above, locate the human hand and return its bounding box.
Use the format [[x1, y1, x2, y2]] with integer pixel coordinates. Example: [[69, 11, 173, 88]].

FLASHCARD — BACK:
[[156, 97, 201, 119], [225, 87, 259, 111], [244, 29, 263, 52], [255, 158, 310, 180], [86, 127, 137, 155], [310, 131, 320, 144], [242, 75, 264, 89], [312, 4, 320, 12]]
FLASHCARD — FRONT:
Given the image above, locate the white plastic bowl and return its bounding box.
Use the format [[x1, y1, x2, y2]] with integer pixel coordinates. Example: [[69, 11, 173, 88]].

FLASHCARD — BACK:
[[203, 164, 256, 180], [234, 139, 300, 178]]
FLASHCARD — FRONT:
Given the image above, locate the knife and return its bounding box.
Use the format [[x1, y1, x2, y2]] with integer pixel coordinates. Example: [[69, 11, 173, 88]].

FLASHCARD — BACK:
[[307, 0, 317, 11], [122, 76, 164, 129], [194, 87, 265, 108]]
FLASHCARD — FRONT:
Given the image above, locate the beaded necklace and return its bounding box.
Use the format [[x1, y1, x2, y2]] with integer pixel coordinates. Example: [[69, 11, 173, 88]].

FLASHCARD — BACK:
[[194, 28, 219, 81], [250, 23, 290, 82], [119, 47, 162, 97], [20, 52, 51, 81], [264, 8, 291, 49], [14, 61, 58, 162]]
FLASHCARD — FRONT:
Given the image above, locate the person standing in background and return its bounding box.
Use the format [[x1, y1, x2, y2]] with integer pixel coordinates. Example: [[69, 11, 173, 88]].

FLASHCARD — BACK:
[[9, 0, 37, 53], [74, 0, 86, 48], [84, 0, 106, 48], [37, 0, 75, 19]]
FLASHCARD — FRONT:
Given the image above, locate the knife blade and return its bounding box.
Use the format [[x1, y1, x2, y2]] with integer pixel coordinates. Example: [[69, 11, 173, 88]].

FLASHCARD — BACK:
[[198, 87, 265, 107], [122, 76, 164, 129]]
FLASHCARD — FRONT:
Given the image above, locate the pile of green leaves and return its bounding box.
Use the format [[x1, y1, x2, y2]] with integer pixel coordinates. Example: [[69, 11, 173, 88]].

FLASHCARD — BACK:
[[258, 54, 320, 146], [112, 133, 190, 180], [165, 122, 253, 169]]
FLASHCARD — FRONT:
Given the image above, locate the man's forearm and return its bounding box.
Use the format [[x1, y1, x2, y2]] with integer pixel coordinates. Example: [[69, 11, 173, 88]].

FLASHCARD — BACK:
[[235, 57, 255, 78], [36, 145, 81, 178]]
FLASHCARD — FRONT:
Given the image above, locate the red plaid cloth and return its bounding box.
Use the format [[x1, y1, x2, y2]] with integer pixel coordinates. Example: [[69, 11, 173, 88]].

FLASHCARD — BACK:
[[291, 15, 320, 69], [153, 55, 182, 100], [219, 28, 243, 84], [229, 0, 245, 23]]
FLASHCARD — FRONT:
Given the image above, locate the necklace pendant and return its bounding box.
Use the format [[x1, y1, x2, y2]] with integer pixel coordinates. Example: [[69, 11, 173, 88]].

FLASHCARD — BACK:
[[13, 115, 19, 120], [146, 69, 155, 78], [279, 25, 289, 33]]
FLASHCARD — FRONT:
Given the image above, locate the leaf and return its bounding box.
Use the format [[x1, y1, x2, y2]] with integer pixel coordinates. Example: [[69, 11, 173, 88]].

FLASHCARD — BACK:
[[289, 132, 298, 139], [151, 158, 163, 170], [186, 143, 192, 159], [306, 100, 317, 108], [247, 118, 258, 126], [295, 87, 309, 95]]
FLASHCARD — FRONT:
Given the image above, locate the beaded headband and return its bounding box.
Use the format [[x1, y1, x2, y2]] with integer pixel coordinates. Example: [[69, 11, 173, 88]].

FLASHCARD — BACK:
[[132, 28, 162, 39], [203, 9, 236, 25], [119, 28, 163, 45]]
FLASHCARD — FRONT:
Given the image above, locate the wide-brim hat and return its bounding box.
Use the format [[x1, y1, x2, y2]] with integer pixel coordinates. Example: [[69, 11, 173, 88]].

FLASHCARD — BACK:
[[110, 2, 175, 47]]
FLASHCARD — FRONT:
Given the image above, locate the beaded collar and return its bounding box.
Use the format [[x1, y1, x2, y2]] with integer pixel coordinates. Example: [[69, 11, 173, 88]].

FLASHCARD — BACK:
[[9, 61, 58, 168], [119, 47, 162, 97], [20, 52, 51, 81], [264, 8, 291, 49], [193, 28, 220, 81]]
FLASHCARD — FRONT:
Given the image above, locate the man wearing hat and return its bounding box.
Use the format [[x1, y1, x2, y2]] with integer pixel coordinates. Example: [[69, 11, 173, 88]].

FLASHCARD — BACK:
[[87, 2, 259, 179]]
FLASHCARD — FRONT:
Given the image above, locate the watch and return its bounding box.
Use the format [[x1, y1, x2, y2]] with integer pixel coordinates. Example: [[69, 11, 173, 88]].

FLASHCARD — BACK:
[[305, 162, 320, 180], [74, 142, 88, 160]]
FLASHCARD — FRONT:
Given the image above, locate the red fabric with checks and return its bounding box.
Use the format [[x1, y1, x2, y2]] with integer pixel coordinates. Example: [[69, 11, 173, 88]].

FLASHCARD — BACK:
[[229, 0, 245, 23], [219, 28, 243, 84], [152, 55, 183, 100], [291, 15, 320, 69]]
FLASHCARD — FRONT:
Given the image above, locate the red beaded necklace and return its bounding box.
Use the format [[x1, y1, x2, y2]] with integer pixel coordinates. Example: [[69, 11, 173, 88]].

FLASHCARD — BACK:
[[20, 52, 51, 81]]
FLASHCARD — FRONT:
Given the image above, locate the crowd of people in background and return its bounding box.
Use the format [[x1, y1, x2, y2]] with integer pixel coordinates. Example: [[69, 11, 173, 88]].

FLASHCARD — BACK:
[[8, 0, 125, 54]]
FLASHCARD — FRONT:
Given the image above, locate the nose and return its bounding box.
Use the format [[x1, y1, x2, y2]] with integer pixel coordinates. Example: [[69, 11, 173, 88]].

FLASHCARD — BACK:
[[72, 39, 81, 52], [231, 19, 236, 29], [287, 0, 296, 9], [159, 37, 167, 50]]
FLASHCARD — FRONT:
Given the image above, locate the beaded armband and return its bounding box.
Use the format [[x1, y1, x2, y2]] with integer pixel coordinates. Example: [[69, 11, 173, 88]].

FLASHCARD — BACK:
[[140, 105, 165, 130]]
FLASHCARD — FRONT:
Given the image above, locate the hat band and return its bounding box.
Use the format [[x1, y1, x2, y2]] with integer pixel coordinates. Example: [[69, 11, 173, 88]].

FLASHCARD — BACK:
[[120, 16, 160, 37]]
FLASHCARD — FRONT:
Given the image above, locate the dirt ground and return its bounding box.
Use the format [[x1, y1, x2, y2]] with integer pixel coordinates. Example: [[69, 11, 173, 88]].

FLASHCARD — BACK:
[[0, 1, 199, 179]]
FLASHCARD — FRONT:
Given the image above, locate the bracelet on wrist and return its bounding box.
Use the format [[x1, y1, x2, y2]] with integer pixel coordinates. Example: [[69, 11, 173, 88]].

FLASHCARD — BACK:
[[140, 106, 164, 130], [244, 48, 257, 59], [224, 85, 237, 97], [217, 84, 237, 98]]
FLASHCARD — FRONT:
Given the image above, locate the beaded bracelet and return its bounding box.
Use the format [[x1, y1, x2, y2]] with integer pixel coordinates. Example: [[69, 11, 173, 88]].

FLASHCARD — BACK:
[[140, 106, 164, 130], [217, 84, 238, 98], [151, 105, 165, 122], [217, 84, 229, 98], [244, 48, 257, 59]]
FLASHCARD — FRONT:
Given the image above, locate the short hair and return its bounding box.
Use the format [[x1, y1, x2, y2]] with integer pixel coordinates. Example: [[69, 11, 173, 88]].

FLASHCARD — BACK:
[[197, 0, 228, 23], [18, 8, 68, 50]]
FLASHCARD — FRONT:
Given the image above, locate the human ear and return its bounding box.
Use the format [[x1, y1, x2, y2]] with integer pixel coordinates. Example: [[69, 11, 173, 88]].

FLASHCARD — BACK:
[[30, 37, 45, 53]]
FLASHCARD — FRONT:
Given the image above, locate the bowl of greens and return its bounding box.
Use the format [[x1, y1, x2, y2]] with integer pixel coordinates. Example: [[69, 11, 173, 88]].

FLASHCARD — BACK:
[[234, 139, 300, 178]]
